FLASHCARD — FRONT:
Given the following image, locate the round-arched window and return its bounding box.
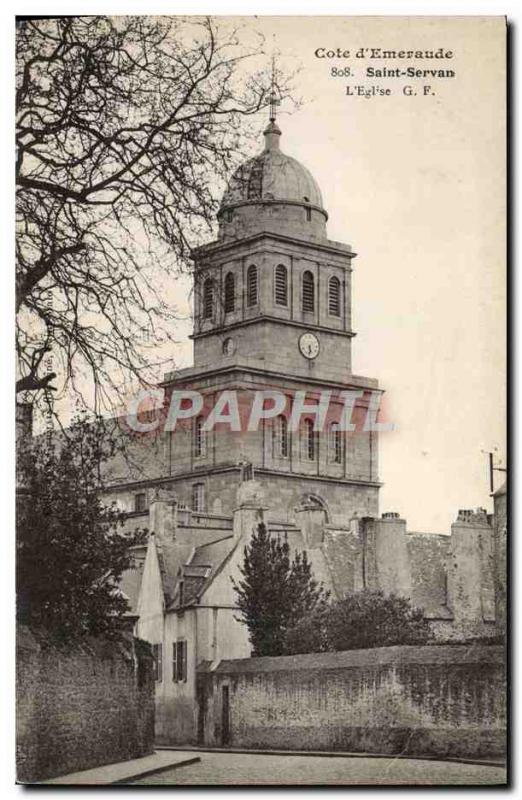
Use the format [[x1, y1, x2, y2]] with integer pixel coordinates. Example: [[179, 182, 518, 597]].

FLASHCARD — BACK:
[[302, 271, 315, 313], [247, 264, 258, 307], [328, 276, 341, 317], [275, 264, 288, 306], [203, 278, 213, 318], [224, 272, 235, 313]]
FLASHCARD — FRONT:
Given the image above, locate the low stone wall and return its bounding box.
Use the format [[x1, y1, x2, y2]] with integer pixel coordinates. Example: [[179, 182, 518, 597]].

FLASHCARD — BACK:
[[16, 627, 155, 783], [197, 644, 506, 759]]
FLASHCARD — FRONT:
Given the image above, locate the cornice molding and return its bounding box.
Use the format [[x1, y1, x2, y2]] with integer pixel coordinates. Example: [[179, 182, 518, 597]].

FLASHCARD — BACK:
[[104, 464, 382, 495], [192, 230, 356, 261], [191, 314, 356, 341]]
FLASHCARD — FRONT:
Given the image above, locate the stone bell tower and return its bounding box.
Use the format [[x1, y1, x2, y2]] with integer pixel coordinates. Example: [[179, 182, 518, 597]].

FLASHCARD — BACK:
[[161, 105, 382, 524], [190, 114, 356, 385]]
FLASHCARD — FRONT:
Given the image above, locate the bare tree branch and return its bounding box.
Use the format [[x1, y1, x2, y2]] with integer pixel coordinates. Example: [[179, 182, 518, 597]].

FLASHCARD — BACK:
[[16, 15, 296, 413]]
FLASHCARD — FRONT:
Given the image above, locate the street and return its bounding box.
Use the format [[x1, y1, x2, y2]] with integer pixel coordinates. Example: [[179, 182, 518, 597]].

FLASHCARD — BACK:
[[130, 751, 507, 786]]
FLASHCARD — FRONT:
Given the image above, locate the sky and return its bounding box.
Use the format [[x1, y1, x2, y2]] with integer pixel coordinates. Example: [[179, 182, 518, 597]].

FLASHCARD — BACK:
[[213, 16, 507, 532], [48, 15, 506, 534]]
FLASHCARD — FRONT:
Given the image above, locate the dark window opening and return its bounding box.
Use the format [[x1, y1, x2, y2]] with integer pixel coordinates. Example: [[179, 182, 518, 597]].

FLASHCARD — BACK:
[[302, 271, 315, 313], [172, 640, 187, 682], [221, 685, 230, 745], [305, 207, 311, 222], [329, 276, 341, 316], [203, 278, 213, 319], [247, 265, 258, 306], [134, 492, 147, 513], [224, 272, 235, 313], [275, 264, 288, 306]]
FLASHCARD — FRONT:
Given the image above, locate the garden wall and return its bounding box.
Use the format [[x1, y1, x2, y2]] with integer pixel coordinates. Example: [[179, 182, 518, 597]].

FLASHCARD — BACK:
[[197, 644, 506, 759], [16, 626, 155, 782]]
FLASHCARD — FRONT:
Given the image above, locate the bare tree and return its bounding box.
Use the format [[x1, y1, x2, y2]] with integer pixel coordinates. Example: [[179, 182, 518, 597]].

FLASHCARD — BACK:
[[16, 15, 290, 410]]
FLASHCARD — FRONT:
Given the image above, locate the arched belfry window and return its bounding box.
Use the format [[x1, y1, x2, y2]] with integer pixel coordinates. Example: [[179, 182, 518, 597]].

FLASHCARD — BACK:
[[203, 278, 213, 319], [328, 276, 341, 317], [273, 414, 289, 458], [247, 264, 258, 307], [275, 264, 288, 306], [302, 271, 315, 313], [302, 418, 317, 461], [224, 272, 235, 314]]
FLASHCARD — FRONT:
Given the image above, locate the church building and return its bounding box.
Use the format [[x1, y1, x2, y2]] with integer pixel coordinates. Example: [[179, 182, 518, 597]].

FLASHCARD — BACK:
[[109, 112, 502, 745], [153, 111, 382, 523]]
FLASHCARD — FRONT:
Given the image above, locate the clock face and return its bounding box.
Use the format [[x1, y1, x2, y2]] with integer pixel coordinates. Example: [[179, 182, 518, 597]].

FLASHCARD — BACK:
[[223, 337, 235, 356], [299, 332, 320, 360]]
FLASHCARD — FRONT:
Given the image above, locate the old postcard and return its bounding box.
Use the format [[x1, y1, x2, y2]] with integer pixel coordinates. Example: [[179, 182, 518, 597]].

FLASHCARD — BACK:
[[15, 14, 507, 786]]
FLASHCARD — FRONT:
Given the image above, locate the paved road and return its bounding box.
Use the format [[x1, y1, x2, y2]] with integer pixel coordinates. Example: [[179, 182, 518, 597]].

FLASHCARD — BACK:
[[130, 751, 507, 786]]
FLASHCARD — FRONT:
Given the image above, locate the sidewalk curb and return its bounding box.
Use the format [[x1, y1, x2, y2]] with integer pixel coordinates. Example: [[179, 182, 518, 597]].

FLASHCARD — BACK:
[[111, 755, 201, 785], [156, 745, 505, 769], [40, 754, 201, 785]]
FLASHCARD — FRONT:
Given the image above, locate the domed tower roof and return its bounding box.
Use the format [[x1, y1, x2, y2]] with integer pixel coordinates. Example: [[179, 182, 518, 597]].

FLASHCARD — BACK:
[[220, 121, 325, 213], [217, 115, 328, 242]]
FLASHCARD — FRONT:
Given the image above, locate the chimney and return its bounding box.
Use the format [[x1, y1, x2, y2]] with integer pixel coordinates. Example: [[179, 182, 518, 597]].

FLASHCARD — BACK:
[[294, 499, 326, 548], [369, 512, 411, 598], [447, 508, 491, 625], [233, 474, 267, 542], [149, 487, 177, 544]]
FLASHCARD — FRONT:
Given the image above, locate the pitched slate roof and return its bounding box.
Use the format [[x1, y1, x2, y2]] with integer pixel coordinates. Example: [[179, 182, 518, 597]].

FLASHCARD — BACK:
[[157, 539, 194, 606], [175, 535, 236, 607]]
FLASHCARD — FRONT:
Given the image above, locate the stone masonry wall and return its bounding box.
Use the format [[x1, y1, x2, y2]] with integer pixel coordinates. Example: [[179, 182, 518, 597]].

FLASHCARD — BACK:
[[16, 628, 155, 783], [493, 487, 507, 634], [197, 645, 506, 759]]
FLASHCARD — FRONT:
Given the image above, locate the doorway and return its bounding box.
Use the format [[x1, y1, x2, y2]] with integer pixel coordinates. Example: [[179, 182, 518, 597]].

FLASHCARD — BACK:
[[221, 685, 230, 746]]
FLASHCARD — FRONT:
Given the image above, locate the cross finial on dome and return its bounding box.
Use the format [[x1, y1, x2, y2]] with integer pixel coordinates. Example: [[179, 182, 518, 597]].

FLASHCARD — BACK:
[[264, 56, 281, 151], [269, 56, 280, 123]]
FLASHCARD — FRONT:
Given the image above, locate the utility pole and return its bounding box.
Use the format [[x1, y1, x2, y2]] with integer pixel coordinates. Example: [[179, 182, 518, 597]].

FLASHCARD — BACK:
[[488, 451, 507, 494]]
